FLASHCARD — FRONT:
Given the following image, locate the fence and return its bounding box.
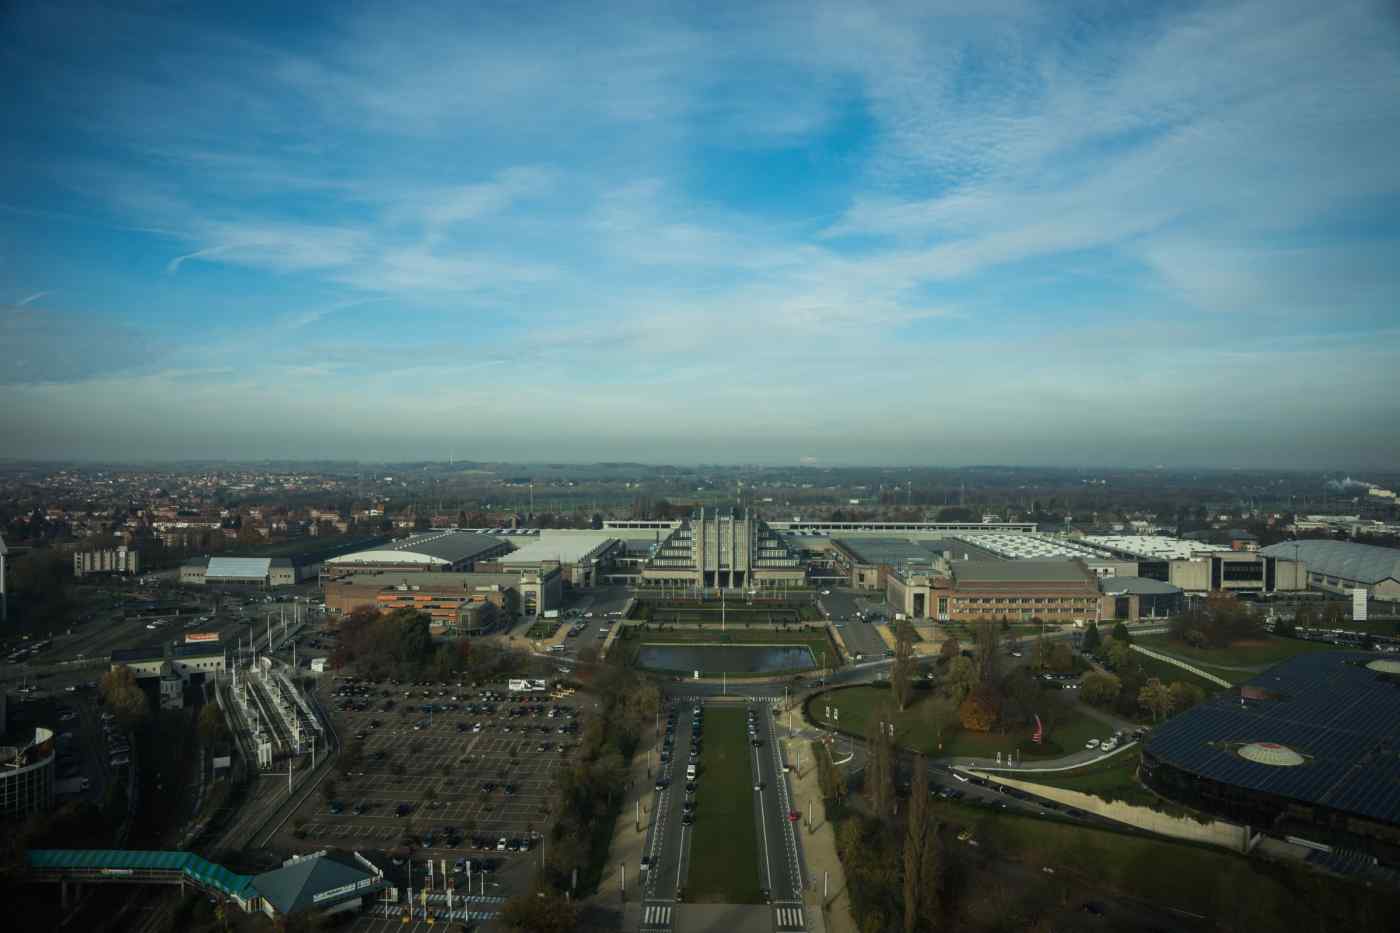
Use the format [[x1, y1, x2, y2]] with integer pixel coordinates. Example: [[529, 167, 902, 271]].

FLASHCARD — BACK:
[[1129, 644, 1232, 688]]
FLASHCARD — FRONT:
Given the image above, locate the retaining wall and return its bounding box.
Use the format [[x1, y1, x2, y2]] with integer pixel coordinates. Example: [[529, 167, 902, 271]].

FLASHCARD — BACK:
[[969, 770, 1250, 852]]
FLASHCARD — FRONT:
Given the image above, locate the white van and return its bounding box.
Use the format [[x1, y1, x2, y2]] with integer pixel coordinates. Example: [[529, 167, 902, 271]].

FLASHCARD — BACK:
[[686, 764, 696, 780]]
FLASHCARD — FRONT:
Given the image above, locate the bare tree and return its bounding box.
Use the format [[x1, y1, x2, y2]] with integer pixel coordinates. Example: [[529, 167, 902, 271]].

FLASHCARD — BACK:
[[974, 621, 1002, 688], [892, 620, 916, 711], [903, 753, 931, 933]]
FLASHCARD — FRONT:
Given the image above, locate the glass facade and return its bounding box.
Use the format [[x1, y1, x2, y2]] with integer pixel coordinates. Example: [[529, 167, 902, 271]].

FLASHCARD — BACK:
[[0, 728, 56, 819]]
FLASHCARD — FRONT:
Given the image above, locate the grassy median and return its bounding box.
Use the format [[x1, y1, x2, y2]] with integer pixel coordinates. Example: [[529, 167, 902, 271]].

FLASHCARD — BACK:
[[686, 707, 763, 904], [809, 683, 1105, 759]]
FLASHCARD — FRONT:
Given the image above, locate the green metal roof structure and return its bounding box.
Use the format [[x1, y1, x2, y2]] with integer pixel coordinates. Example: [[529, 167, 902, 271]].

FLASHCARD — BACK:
[[26, 850, 255, 900]]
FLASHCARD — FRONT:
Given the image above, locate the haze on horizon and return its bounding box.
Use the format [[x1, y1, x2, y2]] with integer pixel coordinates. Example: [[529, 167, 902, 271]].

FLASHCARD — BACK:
[[3, 1, 1399, 470]]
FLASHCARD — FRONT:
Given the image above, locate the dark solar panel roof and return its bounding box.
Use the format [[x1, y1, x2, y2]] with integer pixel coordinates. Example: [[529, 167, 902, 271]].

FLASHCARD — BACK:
[[1144, 652, 1400, 824]]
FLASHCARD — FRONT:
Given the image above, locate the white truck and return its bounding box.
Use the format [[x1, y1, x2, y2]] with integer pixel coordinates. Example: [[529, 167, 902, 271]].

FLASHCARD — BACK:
[[543, 609, 560, 619], [508, 678, 549, 693]]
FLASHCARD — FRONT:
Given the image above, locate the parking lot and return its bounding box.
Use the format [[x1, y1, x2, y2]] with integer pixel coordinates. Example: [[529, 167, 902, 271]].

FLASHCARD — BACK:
[[288, 677, 585, 869]]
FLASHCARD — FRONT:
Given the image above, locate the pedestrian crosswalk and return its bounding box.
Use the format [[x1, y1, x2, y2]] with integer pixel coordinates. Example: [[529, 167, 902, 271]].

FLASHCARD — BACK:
[[372, 904, 499, 922], [773, 903, 806, 931], [675, 694, 782, 704], [641, 901, 673, 931]]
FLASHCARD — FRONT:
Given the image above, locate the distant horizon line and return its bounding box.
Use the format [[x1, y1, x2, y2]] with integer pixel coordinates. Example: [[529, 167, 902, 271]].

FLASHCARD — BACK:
[[0, 458, 1389, 476]]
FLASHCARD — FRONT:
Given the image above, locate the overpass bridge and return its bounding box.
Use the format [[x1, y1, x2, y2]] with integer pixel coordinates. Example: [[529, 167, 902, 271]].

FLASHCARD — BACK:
[[26, 849, 255, 910]]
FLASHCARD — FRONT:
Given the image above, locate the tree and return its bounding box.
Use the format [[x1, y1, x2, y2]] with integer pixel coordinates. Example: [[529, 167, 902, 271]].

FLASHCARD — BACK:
[[100, 665, 149, 728], [939, 635, 961, 661], [943, 656, 976, 703], [1104, 639, 1136, 673], [1137, 678, 1175, 723], [1111, 621, 1133, 644], [1048, 642, 1074, 673], [1273, 615, 1297, 639], [1081, 621, 1102, 655], [1081, 671, 1121, 708], [1294, 603, 1317, 631], [958, 685, 1000, 732], [903, 754, 933, 933], [499, 891, 577, 933], [919, 695, 960, 754], [891, 621, 916, 711], [1168, 681, 1206, 714], [864, 714, 895, 820], [973, 621, 1002, 687]]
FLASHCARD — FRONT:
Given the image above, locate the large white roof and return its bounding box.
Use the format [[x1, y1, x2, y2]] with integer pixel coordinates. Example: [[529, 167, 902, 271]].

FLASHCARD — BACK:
[[325, 530, 506, 567], [206, 557, 272, 579], [496, 532, 619, 565], [952, 532, 1107, 560], [1260, 539, 1400, 586], [1083, 535, 1222, 560]]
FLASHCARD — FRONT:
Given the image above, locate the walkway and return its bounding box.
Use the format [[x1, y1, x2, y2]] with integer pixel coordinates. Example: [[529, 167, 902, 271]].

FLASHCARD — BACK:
[[26, 849, 255, 903]]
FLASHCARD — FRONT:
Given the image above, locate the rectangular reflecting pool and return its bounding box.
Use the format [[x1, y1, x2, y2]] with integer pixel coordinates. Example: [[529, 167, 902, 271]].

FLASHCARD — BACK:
[[636, 643, 817, 675]]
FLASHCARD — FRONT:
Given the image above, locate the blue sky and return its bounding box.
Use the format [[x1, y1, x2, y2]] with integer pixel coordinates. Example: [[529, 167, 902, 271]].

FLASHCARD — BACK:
[[3, 0, 1399, 467]]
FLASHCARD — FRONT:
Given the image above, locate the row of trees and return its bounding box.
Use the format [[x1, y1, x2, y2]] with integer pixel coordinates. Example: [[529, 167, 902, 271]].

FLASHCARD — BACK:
[[1082, 623, 1207, 720], [493, 660, 660, 930], [1167, 595, 1264, 648], [819, 735, 945, 933]]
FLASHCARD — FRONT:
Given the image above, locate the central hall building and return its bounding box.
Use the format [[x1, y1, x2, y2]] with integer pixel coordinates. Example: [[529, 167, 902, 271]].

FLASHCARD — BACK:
[[638, 507, 806, 591]]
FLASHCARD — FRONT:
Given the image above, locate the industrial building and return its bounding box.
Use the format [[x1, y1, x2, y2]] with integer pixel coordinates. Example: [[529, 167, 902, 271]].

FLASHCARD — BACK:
[[180, 536, 392, 587], [1259, 540, 1400, 601], [1, 726, 55, 819], [72, 546, 140, 577], [481, 531, 623, 588], [320, 531, 514, 580], [181, 556, 298, 587], [637, 507, 806, 591], [1081, 535, 1304, 595], [1098, 576, 1185, 620], [111, 643, 227, 684], [829, 538, 945, 590], [1143, 653, 1400, 862], [950, 532, 1106, 561]]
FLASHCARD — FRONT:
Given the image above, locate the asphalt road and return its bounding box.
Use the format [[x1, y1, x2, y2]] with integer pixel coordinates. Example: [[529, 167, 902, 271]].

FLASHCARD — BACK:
[[639, 702, 694, 931], [750, 703, 807, 932]]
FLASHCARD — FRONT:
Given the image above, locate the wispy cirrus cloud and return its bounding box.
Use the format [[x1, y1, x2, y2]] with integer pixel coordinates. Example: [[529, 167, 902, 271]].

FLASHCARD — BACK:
[[1, 0, 1398, 466]]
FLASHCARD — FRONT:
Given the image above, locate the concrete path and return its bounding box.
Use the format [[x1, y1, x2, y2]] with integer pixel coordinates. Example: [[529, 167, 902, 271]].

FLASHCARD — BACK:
[[779, 735, 851, 933]]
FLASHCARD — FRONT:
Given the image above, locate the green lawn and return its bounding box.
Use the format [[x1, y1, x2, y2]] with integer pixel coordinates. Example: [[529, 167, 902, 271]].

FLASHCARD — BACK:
[[1012, 749, 1160, 807], [1130, 652, 1227, 693], [686, 708, 763, 904], [808, 685, 1106, 760], [930, 798, 1399, 930], [1136, 632, 1339, 669]]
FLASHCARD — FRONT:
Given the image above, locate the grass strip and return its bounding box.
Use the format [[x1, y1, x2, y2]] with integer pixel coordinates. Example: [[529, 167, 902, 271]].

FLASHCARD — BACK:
[[685, 707, 763, 903]]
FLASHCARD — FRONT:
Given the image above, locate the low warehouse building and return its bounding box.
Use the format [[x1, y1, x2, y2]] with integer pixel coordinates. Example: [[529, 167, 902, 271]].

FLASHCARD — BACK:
[[111, 644, 226, 684], [1260, 540, 1400, 601], [321, 530, 514, 580]]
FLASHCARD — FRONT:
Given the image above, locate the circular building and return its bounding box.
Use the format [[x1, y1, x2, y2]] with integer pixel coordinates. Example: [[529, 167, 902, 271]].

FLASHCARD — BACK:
[[1142, 651, 1400, 863], [0, 726, 56, 819]]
